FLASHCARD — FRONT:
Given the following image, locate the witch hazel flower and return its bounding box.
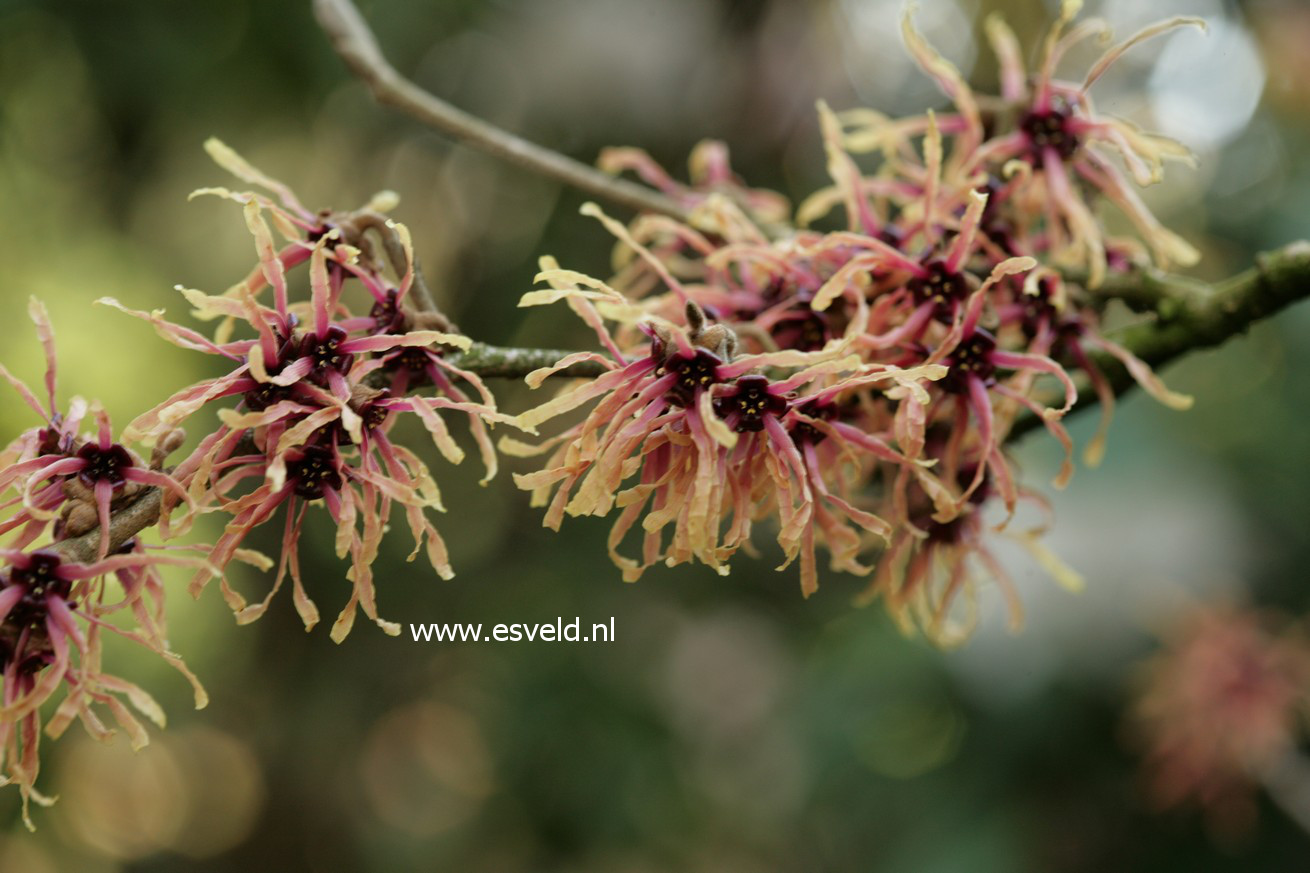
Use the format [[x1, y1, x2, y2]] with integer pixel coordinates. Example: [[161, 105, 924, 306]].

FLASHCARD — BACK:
[[916, 261, 1080, 515], [510, 74, 1129, 628], [780, 13, 1195, 500], [744, 365, 952, 595], [9, 408, 194, 560], [841, 3, 1203, 286], [0, 299, 86, 468], [1131, 605, 1310, 837], [0, 300, 90, 541], [992, 2, 1204, 283], [510, 293, 748, 577], [1003, 269, 1194, 465], [600, 139, 791, 227], [858, 455, 1084, 646], [0, 308, 194, 558], [204, 381, 500, 641], [99, 145, 512, 640], [108, 281, 482, 640], [507, 244, 946, 593], [188, 138, 427, 333], [0, 546, 212, 827]]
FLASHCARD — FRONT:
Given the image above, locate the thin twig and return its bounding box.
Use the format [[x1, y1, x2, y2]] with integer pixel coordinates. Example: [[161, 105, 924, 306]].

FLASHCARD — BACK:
[[342, 209, 443, 318], [312, 0, 689, 222], [54, 242, 1310, 560], [47, 345, 606, 563]]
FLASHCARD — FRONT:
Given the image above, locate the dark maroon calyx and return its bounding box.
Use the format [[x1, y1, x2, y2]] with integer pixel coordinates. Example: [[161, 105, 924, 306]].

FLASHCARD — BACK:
[[337, 390, 390, 447], [246, 326, 301, 396], [760, 276, 793, 306], [0, 633, 53, 674], [9, 551, 68, 600], [878, 226, 905, 250], [1054, 317, 1086, 348], [389, 346, 433, 373], [922, 514, 966, 545], [941, 330, 998, 394], [76, 442, 134, 489], [716, 375, 788, 433], [370, 289, 405, 333], [771, 311, 830, 352], [1018, 281, 1087, 352], [6, 550, 75, 629], [301, 325, 354, 378], [35, 414, 71, 457], [660, 349, 723, 407], [1019, 280, 1060, 339], [305, 217, 335, 244], [350, 390, 392, 441], [287, 445, 342, 500], [974, 177, 1020, 255], [790, 399, 836, 445], [244, 382, 294, 412], [1020, 103, 1079, 161], [909, 260, 969, 321], [758, 273, 822, 317], [362, 404, 390, 431]]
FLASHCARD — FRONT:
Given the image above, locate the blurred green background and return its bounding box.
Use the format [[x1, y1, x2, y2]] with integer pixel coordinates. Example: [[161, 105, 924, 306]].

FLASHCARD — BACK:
[[1, 0, 1308, 869]]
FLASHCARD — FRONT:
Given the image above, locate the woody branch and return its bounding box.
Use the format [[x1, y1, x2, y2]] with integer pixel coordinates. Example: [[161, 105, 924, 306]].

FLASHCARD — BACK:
[[55, 242, 1310, 564], [56, 1, 1310, 567]]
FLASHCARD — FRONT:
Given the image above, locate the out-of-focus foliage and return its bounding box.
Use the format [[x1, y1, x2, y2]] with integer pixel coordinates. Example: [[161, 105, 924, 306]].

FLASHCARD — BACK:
[[0, 0, 1308, 869]]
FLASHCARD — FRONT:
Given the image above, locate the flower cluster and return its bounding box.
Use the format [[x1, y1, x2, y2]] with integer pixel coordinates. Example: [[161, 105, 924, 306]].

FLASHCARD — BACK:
[[0, 1, 1221, 824], [104, 139, 511, 641], [507, 3, 1198, 643], [1130, 605, 1310, 837], [0, 303, 208, 826], [0, 142, 513, 819]]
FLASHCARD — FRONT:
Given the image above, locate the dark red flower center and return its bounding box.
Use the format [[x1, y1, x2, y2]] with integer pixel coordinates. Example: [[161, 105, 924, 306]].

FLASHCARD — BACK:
[[1021, 104, 1079, 161], [790, 399, 836, 445], [941, 330, 998, 394], [661, 349, 722, 407], [287, 445, 343, 500], [909, 260, 969, 321], [771, 311, 831, 352], [390, 346, 433, 373], [716, 375, 788, 433], [1019, 281, 1060, 338], [370, 289, 405, 333], [923, 515, 966, 544], [35, 415, 71, 457], [878, 226, 906, 250], [4, 550, 75, 635], [9, 551, 67, 600], [0, 633, 53, 674], [301, 325, 354, 377], [306, 220, 335, 245], [244, 382, 293, 412], [76, 442, 134, 489]]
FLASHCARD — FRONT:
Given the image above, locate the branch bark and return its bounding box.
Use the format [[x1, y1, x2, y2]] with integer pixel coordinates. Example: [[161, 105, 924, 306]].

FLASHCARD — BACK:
[[46, 0, 1310, 567], [1010, 240, 1310, 439], [51, 488, 163, 565], [312, 0, 689, 222], [448, 343, 608, 380], [55, 241, 1309, 563]]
